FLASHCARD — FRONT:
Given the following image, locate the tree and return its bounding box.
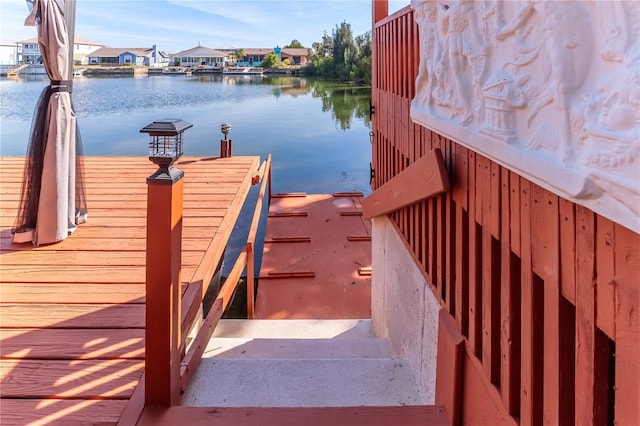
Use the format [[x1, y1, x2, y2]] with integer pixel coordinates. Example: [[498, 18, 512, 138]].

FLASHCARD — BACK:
[[233, 48, 245, 64], [332, 22, 356, 70], [306, 22, 372, 83], [311, 31, 333, 59], [261, 52, 280, 69], [284, 39, 304, 48]]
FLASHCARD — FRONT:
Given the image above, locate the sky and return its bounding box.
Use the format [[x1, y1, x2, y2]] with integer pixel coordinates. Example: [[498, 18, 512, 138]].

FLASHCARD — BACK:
[[0, 0, 409, 53]]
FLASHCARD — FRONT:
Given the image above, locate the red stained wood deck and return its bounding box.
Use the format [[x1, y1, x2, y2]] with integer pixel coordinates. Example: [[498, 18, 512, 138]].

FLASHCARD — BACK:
[[256, 193, 372, 319], [0, 155, 260, 425]]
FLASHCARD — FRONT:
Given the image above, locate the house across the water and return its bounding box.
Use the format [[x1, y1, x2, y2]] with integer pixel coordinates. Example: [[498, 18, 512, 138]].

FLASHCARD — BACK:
[[171, 45, 227, 68], [88, 45, 169, 67], [17, 36, 102, 65]]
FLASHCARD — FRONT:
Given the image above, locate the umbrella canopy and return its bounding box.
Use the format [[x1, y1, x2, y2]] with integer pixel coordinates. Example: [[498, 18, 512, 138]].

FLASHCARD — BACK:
[[12, 0, 87, 247]]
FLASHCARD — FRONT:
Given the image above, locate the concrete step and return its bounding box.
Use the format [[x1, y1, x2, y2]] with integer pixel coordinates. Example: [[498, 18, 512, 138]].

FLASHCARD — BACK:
[[212, 319, 375, 339], [182, 358, 426, 407], [204, 337, 391, 359]]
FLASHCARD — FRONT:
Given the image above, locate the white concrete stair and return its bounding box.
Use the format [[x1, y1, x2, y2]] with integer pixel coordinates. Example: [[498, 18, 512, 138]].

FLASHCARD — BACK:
[[182, 319, 426, 408]]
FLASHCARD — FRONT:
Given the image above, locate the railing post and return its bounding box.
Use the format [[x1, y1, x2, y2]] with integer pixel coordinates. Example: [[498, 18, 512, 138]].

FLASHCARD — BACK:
[[372, 0, 388, 24], [246, 242, 255, 319], [145, 165, 184, 406]]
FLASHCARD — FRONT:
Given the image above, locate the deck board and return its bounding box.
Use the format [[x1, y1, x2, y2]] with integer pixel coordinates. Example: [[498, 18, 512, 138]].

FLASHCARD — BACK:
[[0, 399, 128, 426], [257, 193, 372, 319], [0, 155, 259, 425], [0, 328, 144, 359], [1, 359, 143, 399]]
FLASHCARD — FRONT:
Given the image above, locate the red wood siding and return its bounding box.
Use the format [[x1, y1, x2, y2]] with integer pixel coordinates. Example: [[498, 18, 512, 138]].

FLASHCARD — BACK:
[[373, 4, 640, 426]]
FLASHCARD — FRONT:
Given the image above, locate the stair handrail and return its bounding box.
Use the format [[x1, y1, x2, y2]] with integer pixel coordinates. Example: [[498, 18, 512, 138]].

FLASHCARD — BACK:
[[179, 154, 272, 392]]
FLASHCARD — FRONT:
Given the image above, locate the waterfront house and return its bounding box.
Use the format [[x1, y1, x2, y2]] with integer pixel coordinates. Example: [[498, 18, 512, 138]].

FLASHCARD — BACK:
[[17, 36, 101, 65], [171, 45, 227, 67], [88, 45, 169, 67], [281, 47, 309, 65], [236, 48, 272, 66], [235, 47, 309, 67]]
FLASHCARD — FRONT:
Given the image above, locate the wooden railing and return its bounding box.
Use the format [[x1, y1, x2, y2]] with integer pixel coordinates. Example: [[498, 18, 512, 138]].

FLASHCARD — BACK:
[[7, 64, 29, 75], [142, 154, 271, 408], [179, 154, 271, 388], [372, 3, 639, 425]]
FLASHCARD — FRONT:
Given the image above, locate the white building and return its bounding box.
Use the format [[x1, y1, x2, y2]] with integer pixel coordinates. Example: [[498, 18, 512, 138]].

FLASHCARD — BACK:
[[17, 36, 102, 65], [0, 42, 18, 65], [172, 45, 227, 67]]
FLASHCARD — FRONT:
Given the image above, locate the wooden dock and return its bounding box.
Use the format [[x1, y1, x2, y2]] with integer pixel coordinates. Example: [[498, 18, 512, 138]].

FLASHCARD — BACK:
[[257, 192, 372, 319], [0, 155, 260, 425]]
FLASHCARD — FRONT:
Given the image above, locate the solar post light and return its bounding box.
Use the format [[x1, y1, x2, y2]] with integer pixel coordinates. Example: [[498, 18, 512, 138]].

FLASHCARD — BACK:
[[220, 122, 232, 158], [140, 118, 193, 180]]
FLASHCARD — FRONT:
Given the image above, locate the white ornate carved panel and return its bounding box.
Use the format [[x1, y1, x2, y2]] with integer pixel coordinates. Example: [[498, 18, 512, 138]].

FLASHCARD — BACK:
[[410, 0, 640, 233]]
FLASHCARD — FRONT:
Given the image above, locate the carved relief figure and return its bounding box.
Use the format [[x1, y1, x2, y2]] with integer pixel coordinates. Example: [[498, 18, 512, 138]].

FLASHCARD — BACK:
[[411, 0, 442, 109], [409, 1, 640, 231], [480, 1, 502, 47], [583, 48, 640, 169], [480, 70, 527, 143], [441, 0, 486, 126], [597, 1, 629, 62], [497, 1, 593, 167]]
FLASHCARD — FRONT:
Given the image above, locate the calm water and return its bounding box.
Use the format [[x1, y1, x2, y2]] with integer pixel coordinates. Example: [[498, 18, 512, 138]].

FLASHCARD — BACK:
[[1, 74, 372, 280], [0, 74, 372, 195]]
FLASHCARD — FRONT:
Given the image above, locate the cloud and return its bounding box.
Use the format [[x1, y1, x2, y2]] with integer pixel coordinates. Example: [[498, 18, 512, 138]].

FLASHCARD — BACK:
[[1, 0, 409, 53]]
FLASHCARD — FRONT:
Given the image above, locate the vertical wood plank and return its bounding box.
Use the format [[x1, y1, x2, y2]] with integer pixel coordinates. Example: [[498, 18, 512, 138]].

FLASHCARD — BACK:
[[482, 229, 493, 380], [531, 186, 560, 426], [614, 224, 640, 426], [436, 310, 464, 426], [500, 168, 520, 415], [372, 0, 389, 24], [435, 133, 445, 296], [453, 145, 468, 330], [468, 151, 482, 357], [509, 171, 521, 257], [559, 199, 576, 304], [476, 155, 489, 227], [595, 216, 615, 338], [520, 178, 535, 426], [490, 162, 501, 239], [445, 139, 455, 316], [575, 205, 596, 426]]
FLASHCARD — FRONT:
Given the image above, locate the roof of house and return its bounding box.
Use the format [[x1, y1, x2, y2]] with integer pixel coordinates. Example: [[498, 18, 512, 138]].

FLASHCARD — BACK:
[[281, 48, 309, 57], [17, 36, 102, 46], [172, 46, 227, 58], [89, 47, 152, 57], [238, 48, 309, 57], [216, 44, 240, 51], [241, 48, 274, 56]]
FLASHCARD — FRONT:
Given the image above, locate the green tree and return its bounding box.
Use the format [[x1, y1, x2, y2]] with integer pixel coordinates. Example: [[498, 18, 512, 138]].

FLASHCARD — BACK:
[[261, 52, 281, 69], [332, 22, 356, 74], [233, 48, 245, 63], [306, 22, 372, 83], [284, 39, 304, 48], [311, 31, 333, 59]]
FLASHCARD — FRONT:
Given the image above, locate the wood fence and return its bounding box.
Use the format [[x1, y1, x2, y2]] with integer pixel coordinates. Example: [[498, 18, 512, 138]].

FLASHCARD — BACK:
[[372, 3, 639, 425]]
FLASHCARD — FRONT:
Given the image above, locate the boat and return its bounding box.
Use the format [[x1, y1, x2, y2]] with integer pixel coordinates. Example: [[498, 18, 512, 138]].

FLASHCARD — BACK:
[[162, 66, 192, 75], [192, 65, 223, 74], [223, 66, 263, 75]]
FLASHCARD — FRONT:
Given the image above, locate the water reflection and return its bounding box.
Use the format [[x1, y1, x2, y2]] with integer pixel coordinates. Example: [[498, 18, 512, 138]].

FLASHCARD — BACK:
[[265, 77, 371, 130]]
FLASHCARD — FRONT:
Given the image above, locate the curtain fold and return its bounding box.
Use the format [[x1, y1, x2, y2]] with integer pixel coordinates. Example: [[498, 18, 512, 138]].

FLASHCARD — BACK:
[[12, 0, 87, 247]]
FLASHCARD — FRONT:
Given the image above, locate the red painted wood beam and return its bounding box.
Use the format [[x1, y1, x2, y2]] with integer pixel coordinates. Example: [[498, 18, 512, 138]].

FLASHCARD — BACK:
[[363, 148, 449, 220]]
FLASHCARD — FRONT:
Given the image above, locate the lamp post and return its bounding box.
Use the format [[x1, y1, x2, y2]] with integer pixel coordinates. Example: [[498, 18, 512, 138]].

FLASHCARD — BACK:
[[140, 118, 192, 406], [220, 122, 232, 158], [141, 118, 193, 181]]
